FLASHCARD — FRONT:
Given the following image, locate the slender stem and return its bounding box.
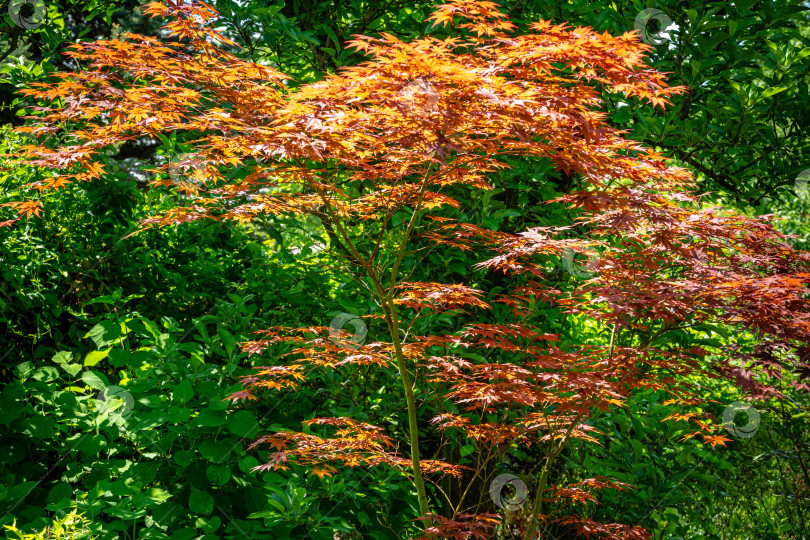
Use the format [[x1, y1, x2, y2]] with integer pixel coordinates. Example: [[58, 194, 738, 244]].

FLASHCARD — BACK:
[[388, 164, 433, 293], [522, 410, 584, 540], [521, 325, 616, 539], [375, 163, 436, 522], [383, 296, 431, 519], [451, 438, 498, 518], [310, 169, 433, 524], [784, 406, 810, 496], [608, 322, 618, 361]]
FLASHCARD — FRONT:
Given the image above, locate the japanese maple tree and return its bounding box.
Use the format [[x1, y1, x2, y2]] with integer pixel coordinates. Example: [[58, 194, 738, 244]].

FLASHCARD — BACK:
[[6, 0, 810, 538]]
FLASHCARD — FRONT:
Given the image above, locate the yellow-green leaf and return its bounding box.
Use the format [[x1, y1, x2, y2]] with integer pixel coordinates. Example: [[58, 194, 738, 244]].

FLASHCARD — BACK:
[[84, 348, 111, 367]]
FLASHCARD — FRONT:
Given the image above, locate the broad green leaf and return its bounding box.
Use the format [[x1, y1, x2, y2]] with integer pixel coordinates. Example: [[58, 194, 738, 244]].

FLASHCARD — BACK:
[[15, 362, 34, 380], [86, 320, 122, 348], [81, 371, 108, 390], [227, 410, 258, 438], [61, 364, 83, 377], [32, 367, 59, 382], [174, 450, 193, 468], [174, 379, 193, 403], [52, 351, 73, 364], [108, 348, 130, 368], [84, 289, 123, 305], [188, 488, 213, 515], [206, 465, 231, 486], [84, 348, 111, 367]]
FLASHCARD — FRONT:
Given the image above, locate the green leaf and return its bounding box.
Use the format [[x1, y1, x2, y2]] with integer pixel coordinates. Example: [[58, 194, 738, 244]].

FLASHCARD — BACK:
[[81, 371, 108, 391], [15, 362, 34, 380], [85, 348, 111, 367], [86, 320, 121, 348], [613, 108, 632, 123], [319, 23, 341, 50], [630, 439, 644, 462], [227, 410, 258, 438], [75, 433, 108, 456], [199, 439, 237, 463], [174, 379, 193, 403], [61, 364, 83, 377], [108, 348, 130, 368], [84, 289, 122, 305], [459, 444, 476, 458], [142, 487, 173, 505], [168, 406, 192, 423], [128, 318, 161, 340], [189, 488, 213, 515], [248, 508, 280, 519], [197, 408, 227, 427], [168, 528, 196, 540], [52, 351, 73, 364], [195, 515, 221, 534], [727, 20, 737, 37], [174, 450, 193, 468], [217, 327, 237, 357], [32, 367, 59, 382], [206, 465, 231, 486], [760, 87, 787, 99]]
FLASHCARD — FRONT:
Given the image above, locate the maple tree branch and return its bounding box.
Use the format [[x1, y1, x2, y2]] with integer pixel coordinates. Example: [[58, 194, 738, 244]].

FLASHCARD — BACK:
[[387, 163, 434, 295], [302, 164, 433, 523], [371, 168, 414, 263], [608, 322, 618, 364], [424, 476, 454, 511], [310, 174, 370, 267], [317, 214, 365, 265], [523, 409, 585, 540], [378, 293, 433, 522], [643, 138, 746, 203], [370, 207, 395, 263], [457, 437, 502, 518]]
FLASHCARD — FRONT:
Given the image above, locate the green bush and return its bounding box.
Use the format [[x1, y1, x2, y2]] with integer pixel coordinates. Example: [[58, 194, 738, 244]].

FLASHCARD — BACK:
[[4, 509, 96, 540]]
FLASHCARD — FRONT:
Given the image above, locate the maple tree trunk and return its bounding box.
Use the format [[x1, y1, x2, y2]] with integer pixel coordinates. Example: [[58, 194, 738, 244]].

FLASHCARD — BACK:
[[379, 169, 434, 523], [385, 300, 432, 521], [318, 161, 434, 523], [522, 413, 582, 540], [338, 249, 433, 523], [363, 260, 431, 521], [522, 327, 617, 538]]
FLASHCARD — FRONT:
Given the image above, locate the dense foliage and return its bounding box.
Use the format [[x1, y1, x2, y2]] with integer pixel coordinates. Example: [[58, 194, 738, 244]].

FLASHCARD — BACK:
[[1, 1, 809, 540]]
